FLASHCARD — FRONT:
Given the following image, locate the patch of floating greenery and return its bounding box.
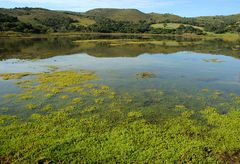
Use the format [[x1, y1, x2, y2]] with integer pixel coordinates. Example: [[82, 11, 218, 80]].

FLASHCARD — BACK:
[[3, 93, 16, 99], [136, 72, 156, 79], [1, 71, 240, 163], [46, 65, 59, 72], [42, 104, 53, 111], [0, 72, 34, 80], [18, 93, 34, 100], [0, 115, 16, 124], [127, 111, 143, 118], [202, 58, 225, 63], [59, 95, 69, 100], [25, 103, 37, 110], [0, 106, 240, 163]]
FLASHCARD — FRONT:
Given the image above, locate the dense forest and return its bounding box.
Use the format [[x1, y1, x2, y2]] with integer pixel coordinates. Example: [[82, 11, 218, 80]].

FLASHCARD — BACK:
[[0, 7, 240, 34]]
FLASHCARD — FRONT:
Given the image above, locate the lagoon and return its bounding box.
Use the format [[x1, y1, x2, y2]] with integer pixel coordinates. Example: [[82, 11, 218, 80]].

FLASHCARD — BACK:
[[0, 35, 240, 163]]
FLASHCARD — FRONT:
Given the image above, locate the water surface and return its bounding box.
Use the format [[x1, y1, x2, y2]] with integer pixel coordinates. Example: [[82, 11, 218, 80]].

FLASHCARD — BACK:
[[1, 35, 240, 119]]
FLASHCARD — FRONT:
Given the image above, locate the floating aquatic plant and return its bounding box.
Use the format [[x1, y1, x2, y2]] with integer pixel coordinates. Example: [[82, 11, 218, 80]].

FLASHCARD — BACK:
[[72, 98, 82, 104], [136, 72, 156, 79], [127, 111, 143, 118], [42, 104, 54, 111], [25, 103, 37, 110], [3, 94, 16, 99], [0, 72, 34, 80], [60, 95, 69, 100], [201, 88, 210, 93], [18, 94, 34, 100], [175, 105, 187, 111], [1, 69, 240, 163]]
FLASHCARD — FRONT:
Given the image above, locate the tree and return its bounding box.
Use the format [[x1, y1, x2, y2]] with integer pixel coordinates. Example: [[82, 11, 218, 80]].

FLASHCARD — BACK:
[[163, 23, 168, 28]]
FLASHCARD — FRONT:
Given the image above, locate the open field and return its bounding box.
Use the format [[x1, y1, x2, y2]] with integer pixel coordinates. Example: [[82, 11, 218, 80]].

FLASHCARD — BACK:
[[151, 23, 205, 30]]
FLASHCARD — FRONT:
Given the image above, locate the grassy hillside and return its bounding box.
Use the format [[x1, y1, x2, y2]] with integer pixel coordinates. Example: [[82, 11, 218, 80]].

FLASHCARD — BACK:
[[195, 14, 240, 25], [85, 8, 150, 22], [0, 8, 95, 25], [0, 7, 96, 32], [149, 13, 183, 23], [0, 7, 239, 34], [85, 8, 184, 23]]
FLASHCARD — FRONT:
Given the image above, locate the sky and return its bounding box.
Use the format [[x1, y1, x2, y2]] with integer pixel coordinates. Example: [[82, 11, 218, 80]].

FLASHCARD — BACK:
[[0, 0, 240, 17]]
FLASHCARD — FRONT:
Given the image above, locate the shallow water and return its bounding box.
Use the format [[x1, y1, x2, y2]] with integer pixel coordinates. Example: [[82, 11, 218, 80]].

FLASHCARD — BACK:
[[1, 35, 240, 119], [2, 35, 240, 163]]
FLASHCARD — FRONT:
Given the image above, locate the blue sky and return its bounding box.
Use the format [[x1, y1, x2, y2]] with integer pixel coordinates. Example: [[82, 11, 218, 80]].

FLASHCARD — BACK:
[[1, 0, 240, 17]]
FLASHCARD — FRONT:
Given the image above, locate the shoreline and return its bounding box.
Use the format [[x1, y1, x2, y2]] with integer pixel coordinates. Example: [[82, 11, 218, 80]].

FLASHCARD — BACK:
[[0, 31, 239, 41]]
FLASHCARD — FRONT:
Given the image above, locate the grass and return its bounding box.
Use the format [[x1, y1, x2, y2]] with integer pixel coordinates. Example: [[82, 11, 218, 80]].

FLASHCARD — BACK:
[[206, 32, 240, 42], [85, 8, 149, 23], [71, 18, 96, 27], [151, 23, 204, 30], [151, 23, 182, 29]]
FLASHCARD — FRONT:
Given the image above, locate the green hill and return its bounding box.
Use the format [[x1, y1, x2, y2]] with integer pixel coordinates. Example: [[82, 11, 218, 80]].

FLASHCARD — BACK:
[[0, 8, 95, 25], [85, 8, 150, 22], [0, 7, 239, 34], [85, 8, 184, 23], [195, 14, 240, 25], [149, 13, 183, 23], [0, 7, 96, 33]]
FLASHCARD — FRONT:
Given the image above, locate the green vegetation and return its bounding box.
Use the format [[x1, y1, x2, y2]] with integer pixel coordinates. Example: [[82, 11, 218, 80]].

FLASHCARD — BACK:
[[136, 72, 156, 79], [151, 23, 183, 29], [0, 7, 240, 162], [151, 23, 203, 30], [202, 58, 225, 63], [0, 70, 240, 163], [0, 8, 94, 33], [0, 72, 34, 80], [1, 7, 239, 35], [150, 24, 205, 35], [85, 8, 150, 23]]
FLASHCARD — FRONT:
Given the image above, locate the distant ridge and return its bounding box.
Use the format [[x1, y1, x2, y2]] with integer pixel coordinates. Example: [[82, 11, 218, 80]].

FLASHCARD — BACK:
[[0, 7, 239, 34]]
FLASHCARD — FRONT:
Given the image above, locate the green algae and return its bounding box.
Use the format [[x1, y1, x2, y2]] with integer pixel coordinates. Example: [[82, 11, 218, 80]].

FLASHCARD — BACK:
[[127, 111, 143, 118], [0, 106, 240, 163], [18, 94, 34, 100], [59, 95, 69, 100], [25, 103, 37, 110], [0, 115, 16, 124], [72, 98, 82, 104], [0, 72, 34, 80], [42, 104, 54, 111], [0, 70, 240, 163], [46, 65, 59, 72], [3, 94, 16, 99], [136, 72, 156, 79]]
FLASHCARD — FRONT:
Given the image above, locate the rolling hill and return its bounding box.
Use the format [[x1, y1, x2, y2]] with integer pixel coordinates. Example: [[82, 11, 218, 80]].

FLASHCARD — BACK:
[[0, 7, 239, 34], [0, 8, 94, 24], [85, 8, 150, 22], [84, 8, 188, 24]]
